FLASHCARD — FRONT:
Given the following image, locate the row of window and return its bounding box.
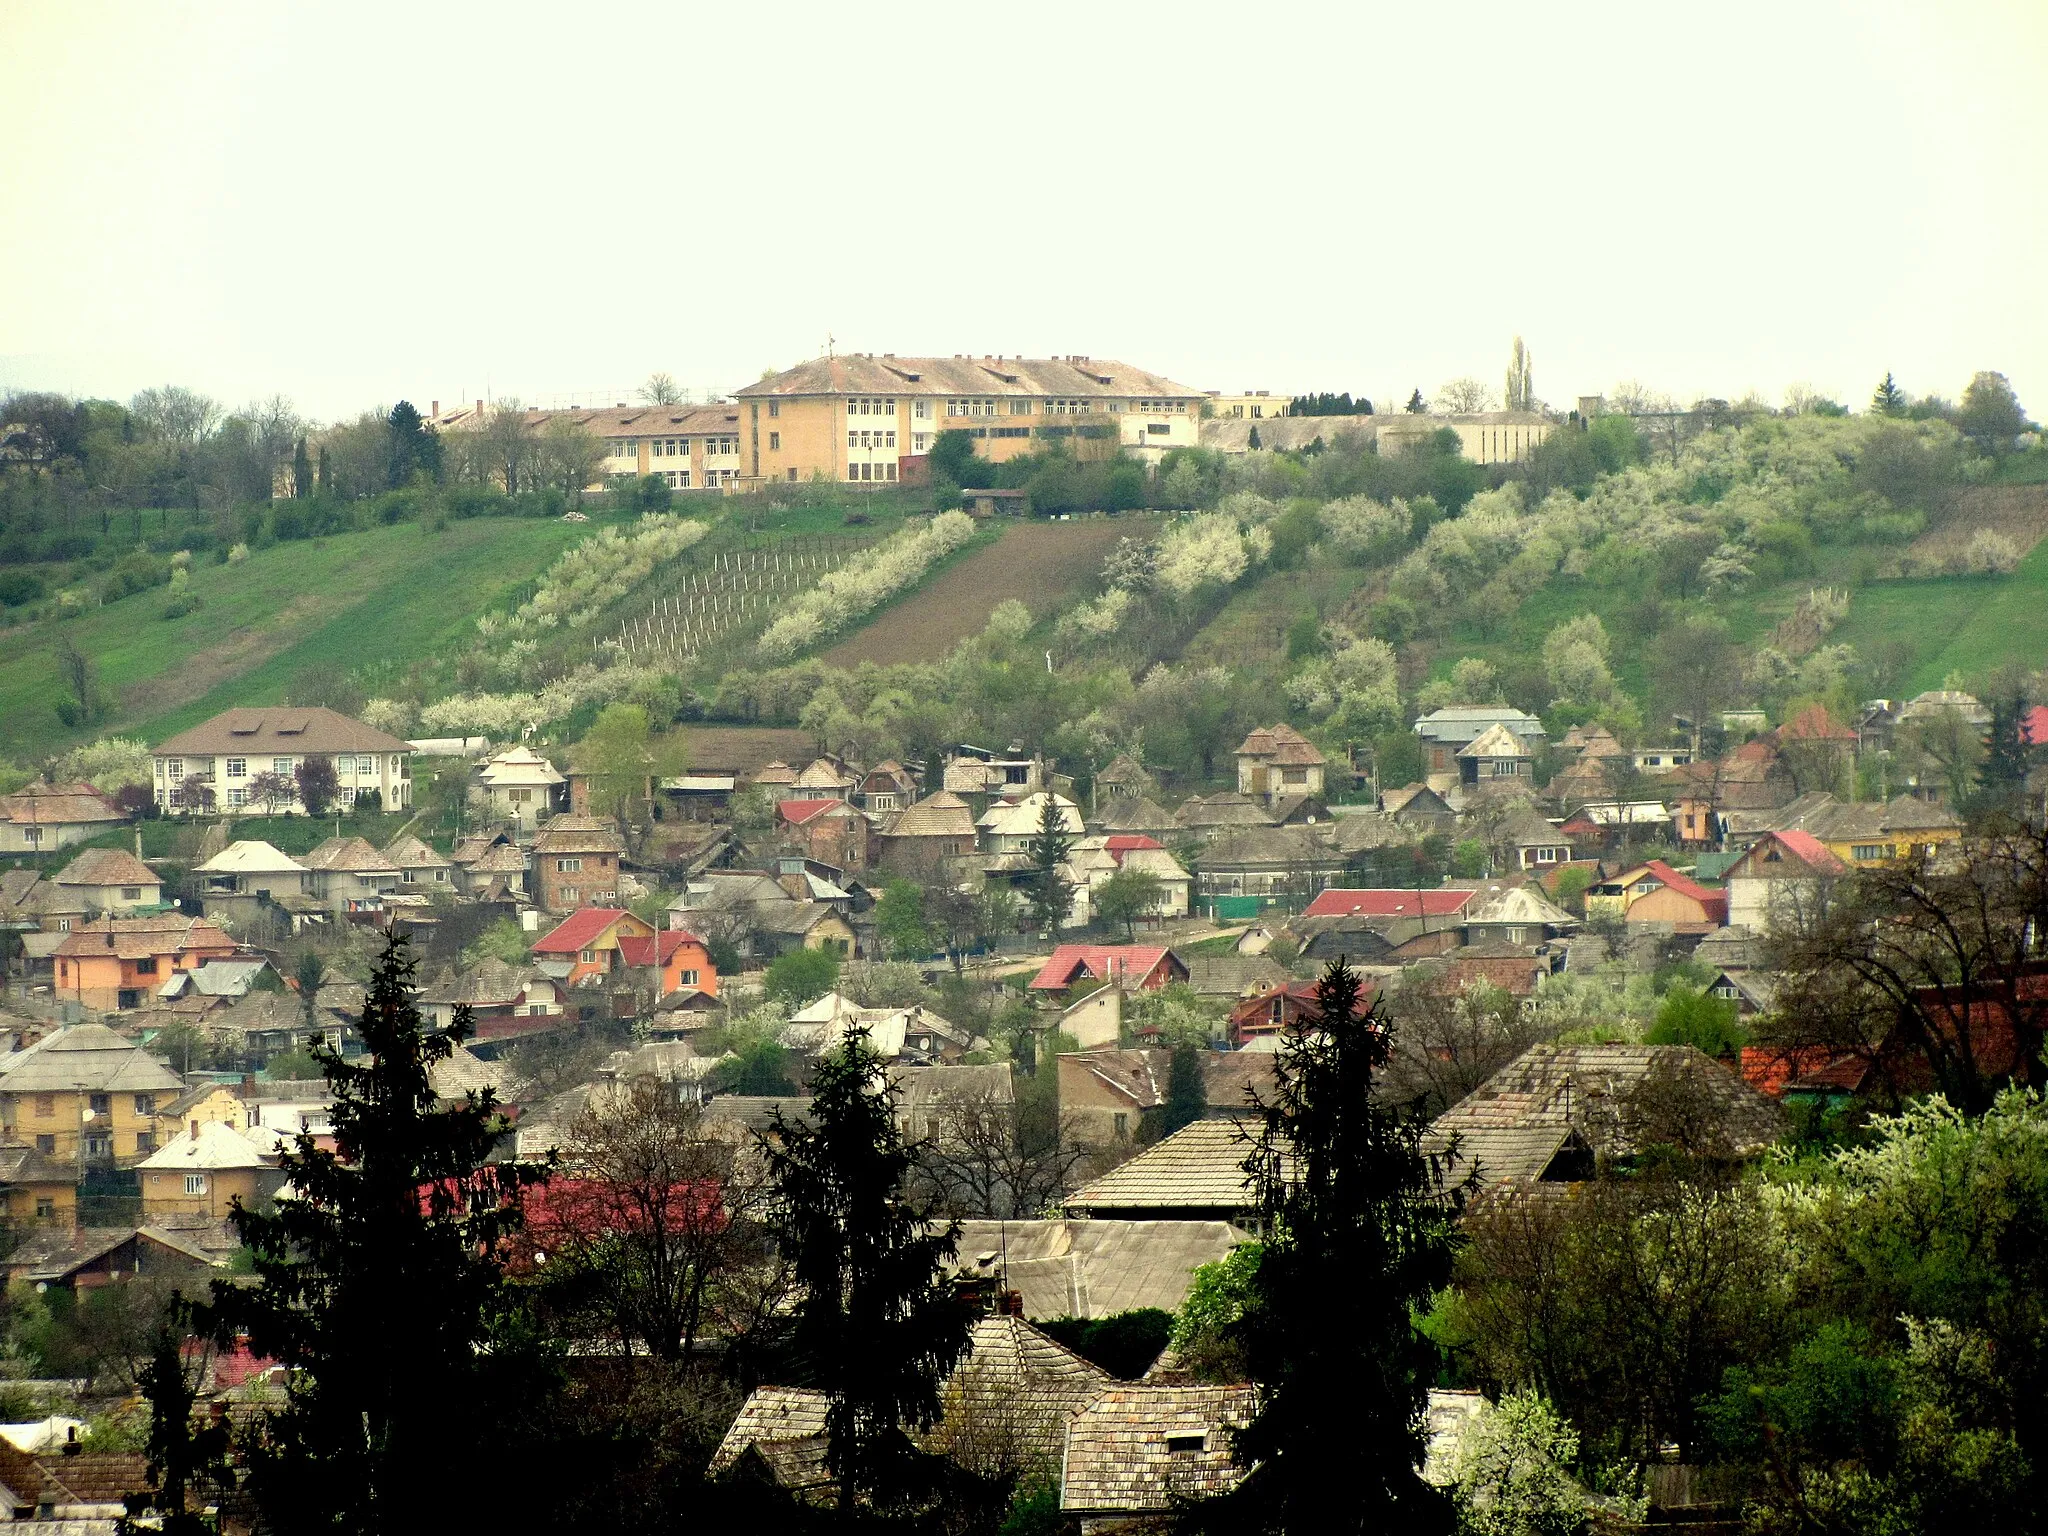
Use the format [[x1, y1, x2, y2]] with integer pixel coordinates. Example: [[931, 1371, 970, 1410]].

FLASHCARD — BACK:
[[847, 397, 897, 414], [608, 436, 739, 458], [848, 462, 899, 482], [848, 430, 897, 449], [159, 755, 391, 780], [26, 1091, 157, 1116]]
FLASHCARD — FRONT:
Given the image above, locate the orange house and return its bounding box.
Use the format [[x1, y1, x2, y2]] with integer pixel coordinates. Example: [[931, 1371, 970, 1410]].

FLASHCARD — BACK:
[[53, 915, 238, 1012], [531, 908, 656, 986], [615, 928, 718, 1000]]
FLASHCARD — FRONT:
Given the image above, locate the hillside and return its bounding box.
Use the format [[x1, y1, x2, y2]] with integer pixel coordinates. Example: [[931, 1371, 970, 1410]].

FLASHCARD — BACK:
[[0, 516, 600, 759]]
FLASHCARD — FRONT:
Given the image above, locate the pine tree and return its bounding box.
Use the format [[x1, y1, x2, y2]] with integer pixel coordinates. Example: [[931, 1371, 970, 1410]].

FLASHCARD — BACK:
[[292, 436, 313, 498], [1191, 957, 1466, 1534], [1023, 793, 1074, 938], [190, 930, 548, 1533], [1161, 1040, 1208, 1138], [762, 1026, 971, 1511], [1247, 425, 1262, 450], [1405, 388, 1427, 414], [1983, 692, 2032, 795], [1872, 371, 1906, 417], [386, 400, 427, 488], [124, 1327, 233, 1534], [316, 444, 331, 491]]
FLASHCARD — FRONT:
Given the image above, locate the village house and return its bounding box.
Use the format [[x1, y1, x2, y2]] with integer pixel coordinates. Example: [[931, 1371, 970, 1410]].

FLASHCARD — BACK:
[[1724, 830, 1847, 934], [1234, 724, 1327, 805], [299, 836, 402, 916], [978, 791, 1084, 854], [1413, 706, 1547, 780], [776, 798, 872, 871], [943, 744, 1046, 796], [151, 707, 412, 815], [53, 915, 238, 1013], [532, 815, 624, 912], [152, 1081, 245, 1145], [1227, 977, 1374, 1048], [1727, 792, 1966, 866], [1172, 791, 1277, 839], [448, 831, 529, 897], [1092, 752, 1157, 810], [873, 790, 978, 868], [1585, 860, 1728, 929], [1055, 1049, 1274, 1149], [1028, 944, 1188, 996], [1190, 825, 1346, 904], [0, 1022, 186, 1167], [1092, 794, 1179, 838], [382, 832, 453, 888], [193, 842, 315, 930], [852, 760, 920, 813], [1379, 782, 1458, 832], [1063, 1117, 1260, 1224], [0, 780, 125, 854], [418, 959, 566, 1040], [1493, 804, 1575, 870], [49, 848, 163, 916], [0, 1143, 79, 1226], [137, 1122, 280, 1220], [1100, 835, 1193, 919], [530, 908, 657, 987], [614, 927, 718, 1002], [474, 744, 566, 831], [948, 1218, 1246, 1320], [1457, 722, 1536, 788], [1458, 882, 1578, 947]]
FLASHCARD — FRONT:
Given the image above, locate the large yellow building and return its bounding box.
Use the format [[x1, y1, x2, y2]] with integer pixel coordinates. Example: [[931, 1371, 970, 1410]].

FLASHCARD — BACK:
[[730, 354, 1207, 486], [0, 1022, 186, 1170], [427, 400, 748, 491]]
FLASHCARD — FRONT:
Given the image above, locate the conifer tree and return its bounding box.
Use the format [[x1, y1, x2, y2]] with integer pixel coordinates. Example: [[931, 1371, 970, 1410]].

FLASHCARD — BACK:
[[1023, 793, 1075, 938], [1247, 425, 1262, 450], [190, 930, 547, 1533], [1505, 337, 1534, 412], [1983, 692, 2033, 796], [292, 436, 313, 498], [1161, 1040, 1208, 1138], [1191, 957, 1466, 1534], [762, 1026, 971, 1512], [1872, 371, 1906, 417], [1405, 388, 1427, 414]]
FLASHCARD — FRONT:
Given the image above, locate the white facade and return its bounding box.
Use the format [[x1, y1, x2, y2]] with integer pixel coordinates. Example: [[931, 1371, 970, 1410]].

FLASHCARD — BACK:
[[153, 749, 411, 815]]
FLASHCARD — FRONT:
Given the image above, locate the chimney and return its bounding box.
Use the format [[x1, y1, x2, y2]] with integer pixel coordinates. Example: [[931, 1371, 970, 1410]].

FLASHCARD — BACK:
[[475, 398, 484, 417], [431, 399, 439, 418]]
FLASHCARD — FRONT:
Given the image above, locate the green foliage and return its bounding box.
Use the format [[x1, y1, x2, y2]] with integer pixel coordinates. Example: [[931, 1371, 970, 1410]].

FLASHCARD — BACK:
[[1548, 865, 1593, 914], [1449, 1390, 1589, 1536], [1093, 865, 1165, 940], [927, 429, 981, 489], [875, 878, 938, 960], [1452, 838, 1490, 878], [1159, 1042, 1209, 1139], [460, 918, 531, 969], [1023, 793, 1075, 938], [1032, 1309, 1174, 1380], [1171, 1241, 1264, 1383], [1646, 983, 1746, 1057], [762, 946, 840, 1009], [262, 1048, 325, 1082]]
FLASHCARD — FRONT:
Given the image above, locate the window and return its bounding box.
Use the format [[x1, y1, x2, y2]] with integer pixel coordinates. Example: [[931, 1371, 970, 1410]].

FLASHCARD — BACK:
[[84, 1133, 110, 1159], [34, 1095, 53, 1118], [89, 1092, 111, 1115], [557, 857, 583, 873], [1165, 1433, 1206, 1455], [135, 1131, 156, 1154], [121, 886, 141, 901], [227, 788, 246, 806], [20, 827, 39, 848], [226, 758, 247, 778], [679, 968, 699, 986], [913, 432, 930, 452], [1009, 399, 1033, 415], [769, 431, 780, 450], [579, 948, 596, 963], [768, 399, 780, 417], [34, 1135, 53, 1155], [185, 1173, 208, 1196], [508, 787, 530, 804], [560, 887, 579, 903], [166, 758, 183, 779], [913, 400, 931, 419], [131, 958, 157, 976], [33, 1198, 53, 1220], [134, 1094, 155, 1115], [1113, 1112, 1129, 1139]]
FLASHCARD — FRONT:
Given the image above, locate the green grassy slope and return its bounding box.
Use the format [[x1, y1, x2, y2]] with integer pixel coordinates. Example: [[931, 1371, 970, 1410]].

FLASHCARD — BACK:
[[1830, 537, 2048, 691], [0, 518, 595, 759]]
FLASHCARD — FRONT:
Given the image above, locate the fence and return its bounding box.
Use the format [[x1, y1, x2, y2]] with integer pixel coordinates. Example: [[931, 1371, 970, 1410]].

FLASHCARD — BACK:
[[607, 535, 868, 663]]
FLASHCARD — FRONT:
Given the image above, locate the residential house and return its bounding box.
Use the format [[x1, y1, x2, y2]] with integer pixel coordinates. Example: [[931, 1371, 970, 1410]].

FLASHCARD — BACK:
[[1493, 804, 1574, 870], [1457, 722, 1535, 788], [1771, 704, 1859, 792], [1234, 724, 1327, 805], [1061, 984, 1125, 1050], [532, 815, 624, 912], [1380, 782, 1458, 832], [1724, 830, 1847, 934], [873, 790, 978, 868], [1063, 1117, 1261, 1223], [1171, 791, 1277, 838], [1896, 688, 1991, 731], [1056, 1050, 1274, 1153], [1190, 825, 1346, 903], [1585, 860, 1727, 928], [1093, 752, 1157, 809], [419, 959, 565, 1041], [0, 781, 125, 854], [152, 1081, 245, 1145], [1458, 883, 1578, 947], [753, 897, 857, 958], [1029, 945, 1188, 996], [944, 744, 1046, 796], [474, 745, 565, 831], [1731, 792, 1966, 867], [1426, 1043, 1786, 1187], [751, 760, 800, 793], [0, 1144, 78, 1226], [979, 791, 1084, 854], [614, 927, 718, 1001], [669, 870, 856, 960], [44, 848, 160, 919], [0, 1022, 185, 1168], [448, 831, 528, 897], [151, 707, 411, 814], [1062, 1385, 1256, 1528], [530, 908, 656, 987], [137, 1122, 280, 1219], [1227, 978, 1373, 1049], [382, 832, 453, 888], [730, 354, 1206, 486], [1413, 706, 1547, 779], [53, 915, 237, 1013], [204, 989, 356, 1068], [1092, 795, 1178, 838], [1631, 745, 1695, 773], [193, 841, 315, 928], [1101, 835, 1192, 919], [777, 798, 872, 871], [853, 760, 920, 813], [948, 1218, 1247, 1320], [1290, 887, 1474, 964], [299, 836, 402, 916], [890, 1061, 1011, 1134]]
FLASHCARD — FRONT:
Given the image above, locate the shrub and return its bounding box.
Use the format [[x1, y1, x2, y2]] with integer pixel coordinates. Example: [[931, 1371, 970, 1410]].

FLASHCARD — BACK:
[[0, 570, 45, 606]]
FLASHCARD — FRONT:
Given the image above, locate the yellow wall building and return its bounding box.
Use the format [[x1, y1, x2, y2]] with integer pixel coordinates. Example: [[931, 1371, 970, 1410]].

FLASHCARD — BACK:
[[138, 1122, 276, 1220], [0, 1023, 187, 1169]]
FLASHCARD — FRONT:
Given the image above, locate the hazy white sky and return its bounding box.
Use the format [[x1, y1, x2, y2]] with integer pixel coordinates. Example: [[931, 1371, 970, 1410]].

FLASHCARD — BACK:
[[2, 0, 2043, 423]]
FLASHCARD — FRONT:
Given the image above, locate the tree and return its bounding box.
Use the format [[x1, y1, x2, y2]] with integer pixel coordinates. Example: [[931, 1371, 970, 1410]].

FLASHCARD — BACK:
[[1437, 378, 1498, 414], [1958, 371, 2027, 456], [574, 704, 685, 833], [1247, 425, 1262, 450], [1982, 692, 2033, 800], [760, 1026, 972, 1510], [1189, 959, 1466, 1533], [129, 385, 220, 447], [1159, 1041, 1208, 1139], [875, 878, 938, 961], [246, 770, 293, 815], [190, 930, 547, 1532], [1504, 338, 1535, 414], [53, 637, 107, 727], [127, 1326, 234, 1535], [1383, 975, 1546, 1117], [640, 372, 684, 406], [385, 400, 434, 488], [763, 946, 839, 1009], [1406, 389, 1428, 415], [1093, 866, 1164, 940], [294, 949, 327, 1034], [292, 436, 313, 498], [928, 429, 980, 487], [1872, 372, 1907, 417], [177, 773, 215, 813], [1023, 794, 1075, 938], [1449, 1390, 1588, 1536], [913, 1083, 1090, 1219], [1646, 983, 1745, 1057], [294, 755, 338, 818], [1896, 707, 1984, 806]]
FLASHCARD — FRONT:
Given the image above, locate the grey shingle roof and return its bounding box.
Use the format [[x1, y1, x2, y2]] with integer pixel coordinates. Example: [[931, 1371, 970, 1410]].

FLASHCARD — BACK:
[[1064, 1119, 1262, 1218], [0, 1024, 185, 1095], [1061, 1384, 1256, 1513], [950, 1218, 1249, 1319]]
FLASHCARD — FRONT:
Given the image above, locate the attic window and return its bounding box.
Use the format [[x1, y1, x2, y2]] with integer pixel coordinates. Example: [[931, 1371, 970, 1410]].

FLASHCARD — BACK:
[[1165, 1432, 1206, 1455], [230, 723, 260, 735]]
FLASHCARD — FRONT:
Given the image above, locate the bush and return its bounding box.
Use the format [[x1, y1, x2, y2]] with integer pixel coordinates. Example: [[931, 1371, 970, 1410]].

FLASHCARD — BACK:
[[1034, 1310, 1173, 1379], [0, 570, 45, 606]]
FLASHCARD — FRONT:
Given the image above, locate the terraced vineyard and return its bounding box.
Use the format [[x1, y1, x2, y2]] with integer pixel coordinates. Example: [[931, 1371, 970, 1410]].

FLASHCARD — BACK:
[[608, 534, 869, 663]]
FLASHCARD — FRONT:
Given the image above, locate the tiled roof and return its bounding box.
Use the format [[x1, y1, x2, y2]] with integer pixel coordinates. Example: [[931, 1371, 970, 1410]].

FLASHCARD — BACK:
[[708, 1387, 830, 1475], [1303, 888, 1474, 919], [735, 354, 1203, 402], [531, 908, 635, 954], [153, 707, 410, 757], [615, 930, 707, 968], [138, 1121, 270, 1172], [1093, 796, 1178, 833], [0, 780, 124, 828], [925, 1315, 1114, 1473], [949, 1218, 1250, 1319], [0, 1023, 185, 1094], [776, 798, 846, 826], [1413, 707, 1545, 744], [1061, 1384, 1256, 1513], [52, 915, 235, 962], [1235, 723, 1326, 766], [381, 833, 451, 870], [532, 815, 625, 855], [300, 836, 398, 874], [1028, 945, 1177, 992], [52, 848, 157, 888], [1457, 722, 1532, 759], [1064, 1119, 1261, 1216], [1173, 793, 1277, 830], [195, 840, 307, 875], [881, 791, 977, 838], [1729, 830, 1846, 879]]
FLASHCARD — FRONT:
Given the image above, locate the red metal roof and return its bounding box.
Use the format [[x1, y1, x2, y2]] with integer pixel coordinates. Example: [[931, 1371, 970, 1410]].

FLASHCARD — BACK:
[[615, 930, 707, 967], [777, 798, 845, 825], [1635, 861, 1728, 921], [1301, 888, 1474, 919], [2025, 705, 2048, 747], [531, 907, 634, 954], [1027, 944, 1179, 991], [1104, 834, 1166, 853], [1744, 829, 1847, 875]]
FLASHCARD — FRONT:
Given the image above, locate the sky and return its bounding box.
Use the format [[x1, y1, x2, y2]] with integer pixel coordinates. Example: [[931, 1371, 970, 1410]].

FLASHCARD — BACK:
[[2, 0, 2043, 424]]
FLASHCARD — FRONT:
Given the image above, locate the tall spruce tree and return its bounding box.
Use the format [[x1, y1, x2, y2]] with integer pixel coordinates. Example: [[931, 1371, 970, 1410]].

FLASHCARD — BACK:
[[1983, 691, 2033, 796], [1023, 793, 1075, 938], [762, 1026, 971, 1512], [1405, 388, 1427, 414], [292, 436, 313, 498], [1191, 957, 1467, 1535], [1872, 371, 1906, 417], [1160, 1040, 1208, 1138], [190, 930, 547, 1533]]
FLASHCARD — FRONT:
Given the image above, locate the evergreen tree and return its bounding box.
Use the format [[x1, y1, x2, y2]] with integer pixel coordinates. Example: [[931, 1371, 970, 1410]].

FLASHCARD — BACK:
[[191, 930, 548, 1533], [316, 444, 331, 490], [1405, 388, 1427, 414], [1871, 371, 1906, 417], [292, 436, 313, 498], [124, 1327, 233, 1534], [1247, 425, 1262, 450], [1023, 793, 1075, 938], [1160, 1040, 1208, 1138], [762, 1026, 971, 1511], [1983, 691, 2033, 795], [1505, 337, 1534, 412], [1191, 957, 1466, 1534], [386, 400, 428, 488]]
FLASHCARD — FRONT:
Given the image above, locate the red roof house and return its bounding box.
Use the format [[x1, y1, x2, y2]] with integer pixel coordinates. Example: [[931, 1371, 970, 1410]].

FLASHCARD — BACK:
[[532, 907, 656, 984], [615, 928, 719, 998], [2023, 705, 2048, 748], [1618, 860, 1727, 928], [1104, 834, 1167, 864], [1227, 978, 1375, 1047], [1300, 889, 1475, 920], [1027, 944, 1188, 993]]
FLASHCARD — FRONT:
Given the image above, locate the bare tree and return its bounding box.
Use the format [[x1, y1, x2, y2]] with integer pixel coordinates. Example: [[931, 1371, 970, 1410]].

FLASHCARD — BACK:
[[1382, 974, 1546, 1115], [1436, 377, 1499, 414], [913, 1087, 1091, 1219], [129, 385, 221, 446], [640, 373, 684, 406], [534, 416, 608, 500]]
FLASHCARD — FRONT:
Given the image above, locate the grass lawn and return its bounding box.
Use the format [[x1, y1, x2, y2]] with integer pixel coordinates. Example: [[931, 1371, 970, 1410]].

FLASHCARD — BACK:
[[1830, 537, 2048, 692], [0, 517, 598, 760]]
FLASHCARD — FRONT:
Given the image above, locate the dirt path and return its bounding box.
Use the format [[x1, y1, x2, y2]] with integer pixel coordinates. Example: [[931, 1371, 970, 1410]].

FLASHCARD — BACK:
[[823, 518, 1147, 667]]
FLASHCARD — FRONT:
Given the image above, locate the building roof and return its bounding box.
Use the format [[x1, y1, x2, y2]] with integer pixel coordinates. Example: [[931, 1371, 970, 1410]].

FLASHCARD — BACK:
[[1612, 860, 1728, 922], [707, 1387, 831, 1476], [881, 790, 978, 839], [195, 840, 308, 875], [979, 792, 1083, 838], [299, 836, 399, 875], [1172, 792, 1277, 830], [1065, 1119, 1260, 1216], [532, 815, 625, 855], [51, 848, 158, 889], [138, 1121, 271, 1172], [475, 745, 564, 787], [1413, 706, 1546, 745], [52, 914, 235, 963], [381, 833, 451, 871], [776, 798, 847, 827], [1728, 829, 1847, 879], [531, 908, 637, 955], [0, 780, 124, 829], [1463, 883, 1577, 928], [793, 758, 856, 791], [1028, 945, 1180, 992], [0, 1023, 185, 1094], [614, 929, 708, 968], [1184, 955, 1294, 1000], [1195, 825, 1339, 869], [1060, 1048, 1275, 1112], [1303, 888, 1475, 919], [1094, 796, 1179, 834], [153, 707, 410, 758], [1061, 1385, 1256, 1513], [949, 1218, 1250, 1319], [1457, 722, 1533, 759], [1234, 724, 1326, 767], [735, 354, 1204, 403], [1775, 704, 1858, 743]]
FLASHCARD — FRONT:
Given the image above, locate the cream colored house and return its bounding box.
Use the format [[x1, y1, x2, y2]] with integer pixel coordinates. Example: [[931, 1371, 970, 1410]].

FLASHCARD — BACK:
[[138, 1121, 278, 1219], [1235, 725, 1326, 804], [475, 745, 566, 831], [50, 848, 163, 915], [152, 707, 411, 814]]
